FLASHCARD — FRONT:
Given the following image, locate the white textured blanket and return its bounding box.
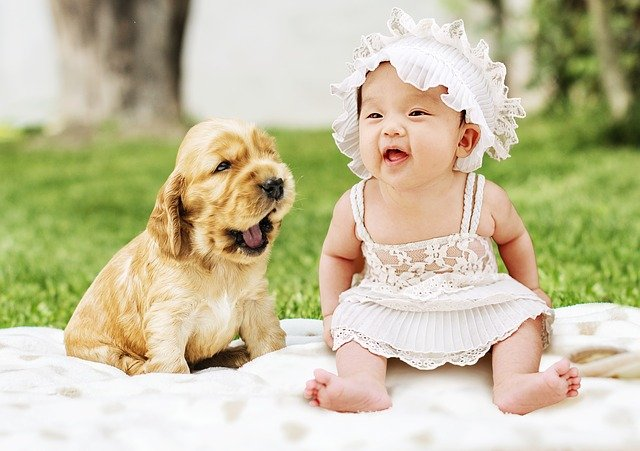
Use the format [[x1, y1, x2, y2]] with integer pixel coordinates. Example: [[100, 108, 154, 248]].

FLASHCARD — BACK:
[[1, 303, 639, 450]]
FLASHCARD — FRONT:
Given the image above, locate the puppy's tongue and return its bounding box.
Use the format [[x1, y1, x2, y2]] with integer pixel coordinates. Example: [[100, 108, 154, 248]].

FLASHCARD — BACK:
[[242, 224, 263, 248]]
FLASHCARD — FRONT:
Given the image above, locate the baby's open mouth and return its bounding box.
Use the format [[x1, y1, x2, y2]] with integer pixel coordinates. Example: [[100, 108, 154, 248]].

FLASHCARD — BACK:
[[229, 216, 274, 254], [384, 148, 409, 163]]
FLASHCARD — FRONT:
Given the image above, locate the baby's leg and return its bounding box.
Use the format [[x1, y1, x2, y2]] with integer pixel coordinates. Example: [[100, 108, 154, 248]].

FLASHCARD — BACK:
[[492, 316, 581, 415], [304, 341, 391, 412]]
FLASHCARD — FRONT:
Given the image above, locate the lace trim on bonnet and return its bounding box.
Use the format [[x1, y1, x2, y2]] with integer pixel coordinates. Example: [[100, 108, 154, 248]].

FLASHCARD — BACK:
[[331, 8, 526, 178]]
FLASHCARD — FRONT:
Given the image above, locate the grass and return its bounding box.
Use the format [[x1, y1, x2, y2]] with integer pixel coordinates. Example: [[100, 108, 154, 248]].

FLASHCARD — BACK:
[[0, 116, 638, 329]]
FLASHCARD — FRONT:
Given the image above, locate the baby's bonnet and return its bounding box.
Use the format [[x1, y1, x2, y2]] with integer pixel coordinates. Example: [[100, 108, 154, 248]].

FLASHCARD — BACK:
[[331, 8, 526, 178]]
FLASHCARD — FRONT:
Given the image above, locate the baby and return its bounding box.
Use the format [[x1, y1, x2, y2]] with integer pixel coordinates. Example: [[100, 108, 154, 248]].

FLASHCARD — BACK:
[[304, 8, 580, 414]]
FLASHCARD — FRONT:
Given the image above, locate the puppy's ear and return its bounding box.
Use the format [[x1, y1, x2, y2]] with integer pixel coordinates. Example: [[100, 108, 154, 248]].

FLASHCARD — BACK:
[[147, 172, 190, 258]]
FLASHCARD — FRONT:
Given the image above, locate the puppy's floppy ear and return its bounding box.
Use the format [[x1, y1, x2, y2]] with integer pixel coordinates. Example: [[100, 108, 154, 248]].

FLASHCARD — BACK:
[[147, 172, 190, 258]]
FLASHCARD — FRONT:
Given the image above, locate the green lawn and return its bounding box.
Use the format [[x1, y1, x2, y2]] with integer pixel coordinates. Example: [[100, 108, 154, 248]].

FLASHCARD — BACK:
[[0, 117, 638, 328]]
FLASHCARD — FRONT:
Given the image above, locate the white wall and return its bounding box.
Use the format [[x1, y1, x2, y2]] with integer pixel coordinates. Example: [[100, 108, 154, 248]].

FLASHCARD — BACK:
[[182, 1, 453, 127], [1, 1, 511, 128], [0, 0, 60, 126]]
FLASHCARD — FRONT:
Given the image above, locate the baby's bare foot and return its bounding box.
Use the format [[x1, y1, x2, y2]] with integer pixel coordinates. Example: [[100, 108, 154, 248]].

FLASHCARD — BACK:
[[493, 358, 581, 415], [304, 368, 391, 413]]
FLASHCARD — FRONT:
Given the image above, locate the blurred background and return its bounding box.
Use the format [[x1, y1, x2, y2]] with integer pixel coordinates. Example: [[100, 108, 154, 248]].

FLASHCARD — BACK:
[[0, 0, 638, 327], [1, 0, 637, 136]]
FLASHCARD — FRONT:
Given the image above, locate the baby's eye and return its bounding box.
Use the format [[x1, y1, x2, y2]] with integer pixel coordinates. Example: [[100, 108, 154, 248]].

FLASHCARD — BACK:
[[409, 110, 429, 117], [366, 112, 382, 119], [214, 161, 231, 173]]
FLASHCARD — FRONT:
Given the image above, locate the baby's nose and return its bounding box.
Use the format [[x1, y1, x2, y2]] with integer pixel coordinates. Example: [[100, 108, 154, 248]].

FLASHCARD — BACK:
[[382, 119, 406, 137]]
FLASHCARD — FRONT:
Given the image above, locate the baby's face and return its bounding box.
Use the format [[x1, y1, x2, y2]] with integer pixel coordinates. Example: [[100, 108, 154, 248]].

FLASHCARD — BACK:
[[358, 62, 472, 188]]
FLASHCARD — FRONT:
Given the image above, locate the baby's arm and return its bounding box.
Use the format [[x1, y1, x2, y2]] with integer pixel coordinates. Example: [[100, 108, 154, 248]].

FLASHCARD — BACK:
[[484, 181, 551, 307], [319, 190, 364, 347]]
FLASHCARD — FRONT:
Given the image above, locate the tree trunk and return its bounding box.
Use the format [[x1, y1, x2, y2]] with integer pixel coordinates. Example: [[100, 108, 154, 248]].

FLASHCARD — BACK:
[[585, 0, 632, 121], [49, 0, 190, 135]]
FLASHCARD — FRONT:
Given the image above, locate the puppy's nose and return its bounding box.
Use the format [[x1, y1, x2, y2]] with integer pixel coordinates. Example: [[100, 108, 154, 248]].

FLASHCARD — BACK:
[[260, 177, 284, 200]]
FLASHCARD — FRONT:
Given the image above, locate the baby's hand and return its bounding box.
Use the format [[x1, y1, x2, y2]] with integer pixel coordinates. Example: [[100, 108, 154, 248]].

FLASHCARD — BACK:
[[323, 314, 334, 348]]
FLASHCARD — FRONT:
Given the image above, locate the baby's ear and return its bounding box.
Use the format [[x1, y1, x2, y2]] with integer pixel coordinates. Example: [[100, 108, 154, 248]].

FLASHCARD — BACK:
[[456, 123, 481, 157]]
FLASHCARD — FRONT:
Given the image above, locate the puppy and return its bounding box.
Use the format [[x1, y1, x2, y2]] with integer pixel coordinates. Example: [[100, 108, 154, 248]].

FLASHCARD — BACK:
[[64, 118, 295, 375]]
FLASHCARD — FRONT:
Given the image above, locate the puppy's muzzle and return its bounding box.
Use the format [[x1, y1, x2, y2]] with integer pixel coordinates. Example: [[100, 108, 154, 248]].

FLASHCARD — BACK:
[[260, 177, 284, 201]]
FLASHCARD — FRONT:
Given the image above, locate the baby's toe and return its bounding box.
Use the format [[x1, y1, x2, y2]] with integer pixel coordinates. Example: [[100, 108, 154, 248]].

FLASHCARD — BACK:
[[565, 367, 579, 379], [314, 368, 335, 385], [552, 358, 572, 375], [304, 381, 317, 398]]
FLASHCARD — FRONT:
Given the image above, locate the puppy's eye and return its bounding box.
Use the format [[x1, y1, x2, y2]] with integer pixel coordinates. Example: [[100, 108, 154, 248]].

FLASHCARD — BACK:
[[214, 161, 231, 173]]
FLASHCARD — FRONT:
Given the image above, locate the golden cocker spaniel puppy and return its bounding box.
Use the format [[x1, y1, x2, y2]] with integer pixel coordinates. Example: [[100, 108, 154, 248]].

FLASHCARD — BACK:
[[64, 118, 295, 375]]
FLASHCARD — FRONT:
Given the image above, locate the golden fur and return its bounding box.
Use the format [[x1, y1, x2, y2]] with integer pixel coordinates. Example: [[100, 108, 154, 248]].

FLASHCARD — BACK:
[[64, 118, 295, 375]]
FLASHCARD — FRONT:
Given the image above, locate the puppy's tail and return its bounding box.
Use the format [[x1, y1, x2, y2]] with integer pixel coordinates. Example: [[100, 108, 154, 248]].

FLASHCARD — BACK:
[[191, 345, 250, 371]]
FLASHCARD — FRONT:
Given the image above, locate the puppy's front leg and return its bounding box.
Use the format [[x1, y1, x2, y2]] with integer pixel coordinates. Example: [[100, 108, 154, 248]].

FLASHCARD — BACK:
[[141, 301, 192, 374], [239, 291, 286, 360]]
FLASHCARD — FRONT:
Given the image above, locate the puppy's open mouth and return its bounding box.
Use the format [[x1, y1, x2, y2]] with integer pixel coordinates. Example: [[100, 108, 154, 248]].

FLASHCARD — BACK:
[[229, 215, 274, 255]]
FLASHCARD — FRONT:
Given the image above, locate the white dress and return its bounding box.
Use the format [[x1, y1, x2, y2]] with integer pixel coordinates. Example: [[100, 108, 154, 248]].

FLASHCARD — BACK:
[[331, 173, 553, 370]]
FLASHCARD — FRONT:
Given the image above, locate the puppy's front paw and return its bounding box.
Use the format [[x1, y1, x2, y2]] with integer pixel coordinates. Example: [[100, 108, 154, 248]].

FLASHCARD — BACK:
[[248, 326, 286, 360]]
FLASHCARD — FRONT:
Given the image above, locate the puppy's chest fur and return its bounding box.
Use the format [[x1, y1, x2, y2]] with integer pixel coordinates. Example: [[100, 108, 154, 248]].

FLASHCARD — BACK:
[[184, 290, 243, 362], [178, 262, 266, 363]]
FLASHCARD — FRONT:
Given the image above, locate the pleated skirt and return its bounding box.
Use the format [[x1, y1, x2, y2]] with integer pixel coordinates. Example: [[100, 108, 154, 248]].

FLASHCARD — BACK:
[[331, 293, 553, 370]]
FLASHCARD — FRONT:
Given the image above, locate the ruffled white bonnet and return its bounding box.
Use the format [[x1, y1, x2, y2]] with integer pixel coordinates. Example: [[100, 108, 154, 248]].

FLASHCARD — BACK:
[[331, 8, 526, 178]]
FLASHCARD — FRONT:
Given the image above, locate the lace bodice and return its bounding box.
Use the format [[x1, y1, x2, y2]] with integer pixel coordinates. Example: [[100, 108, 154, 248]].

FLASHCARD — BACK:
[[351, 173, 498, 294]]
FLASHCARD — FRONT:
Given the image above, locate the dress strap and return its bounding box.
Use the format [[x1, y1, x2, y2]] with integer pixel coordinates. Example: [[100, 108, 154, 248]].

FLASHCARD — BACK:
[[350, 180, 373, 242], [459, 173, 476, 234], [469, 174, 485, 235]]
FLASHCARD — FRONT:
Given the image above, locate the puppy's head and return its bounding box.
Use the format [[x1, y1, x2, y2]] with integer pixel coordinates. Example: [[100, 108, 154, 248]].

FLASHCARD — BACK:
[[147, 118, 295, 265]]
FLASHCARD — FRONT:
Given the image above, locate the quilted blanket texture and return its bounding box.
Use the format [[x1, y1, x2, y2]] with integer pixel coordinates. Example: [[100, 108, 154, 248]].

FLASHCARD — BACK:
[[1, 303, 639, 450]]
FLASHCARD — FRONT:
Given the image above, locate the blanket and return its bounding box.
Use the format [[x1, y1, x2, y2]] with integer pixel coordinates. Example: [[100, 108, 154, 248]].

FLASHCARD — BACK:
[[1, 302, 639, 450]]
